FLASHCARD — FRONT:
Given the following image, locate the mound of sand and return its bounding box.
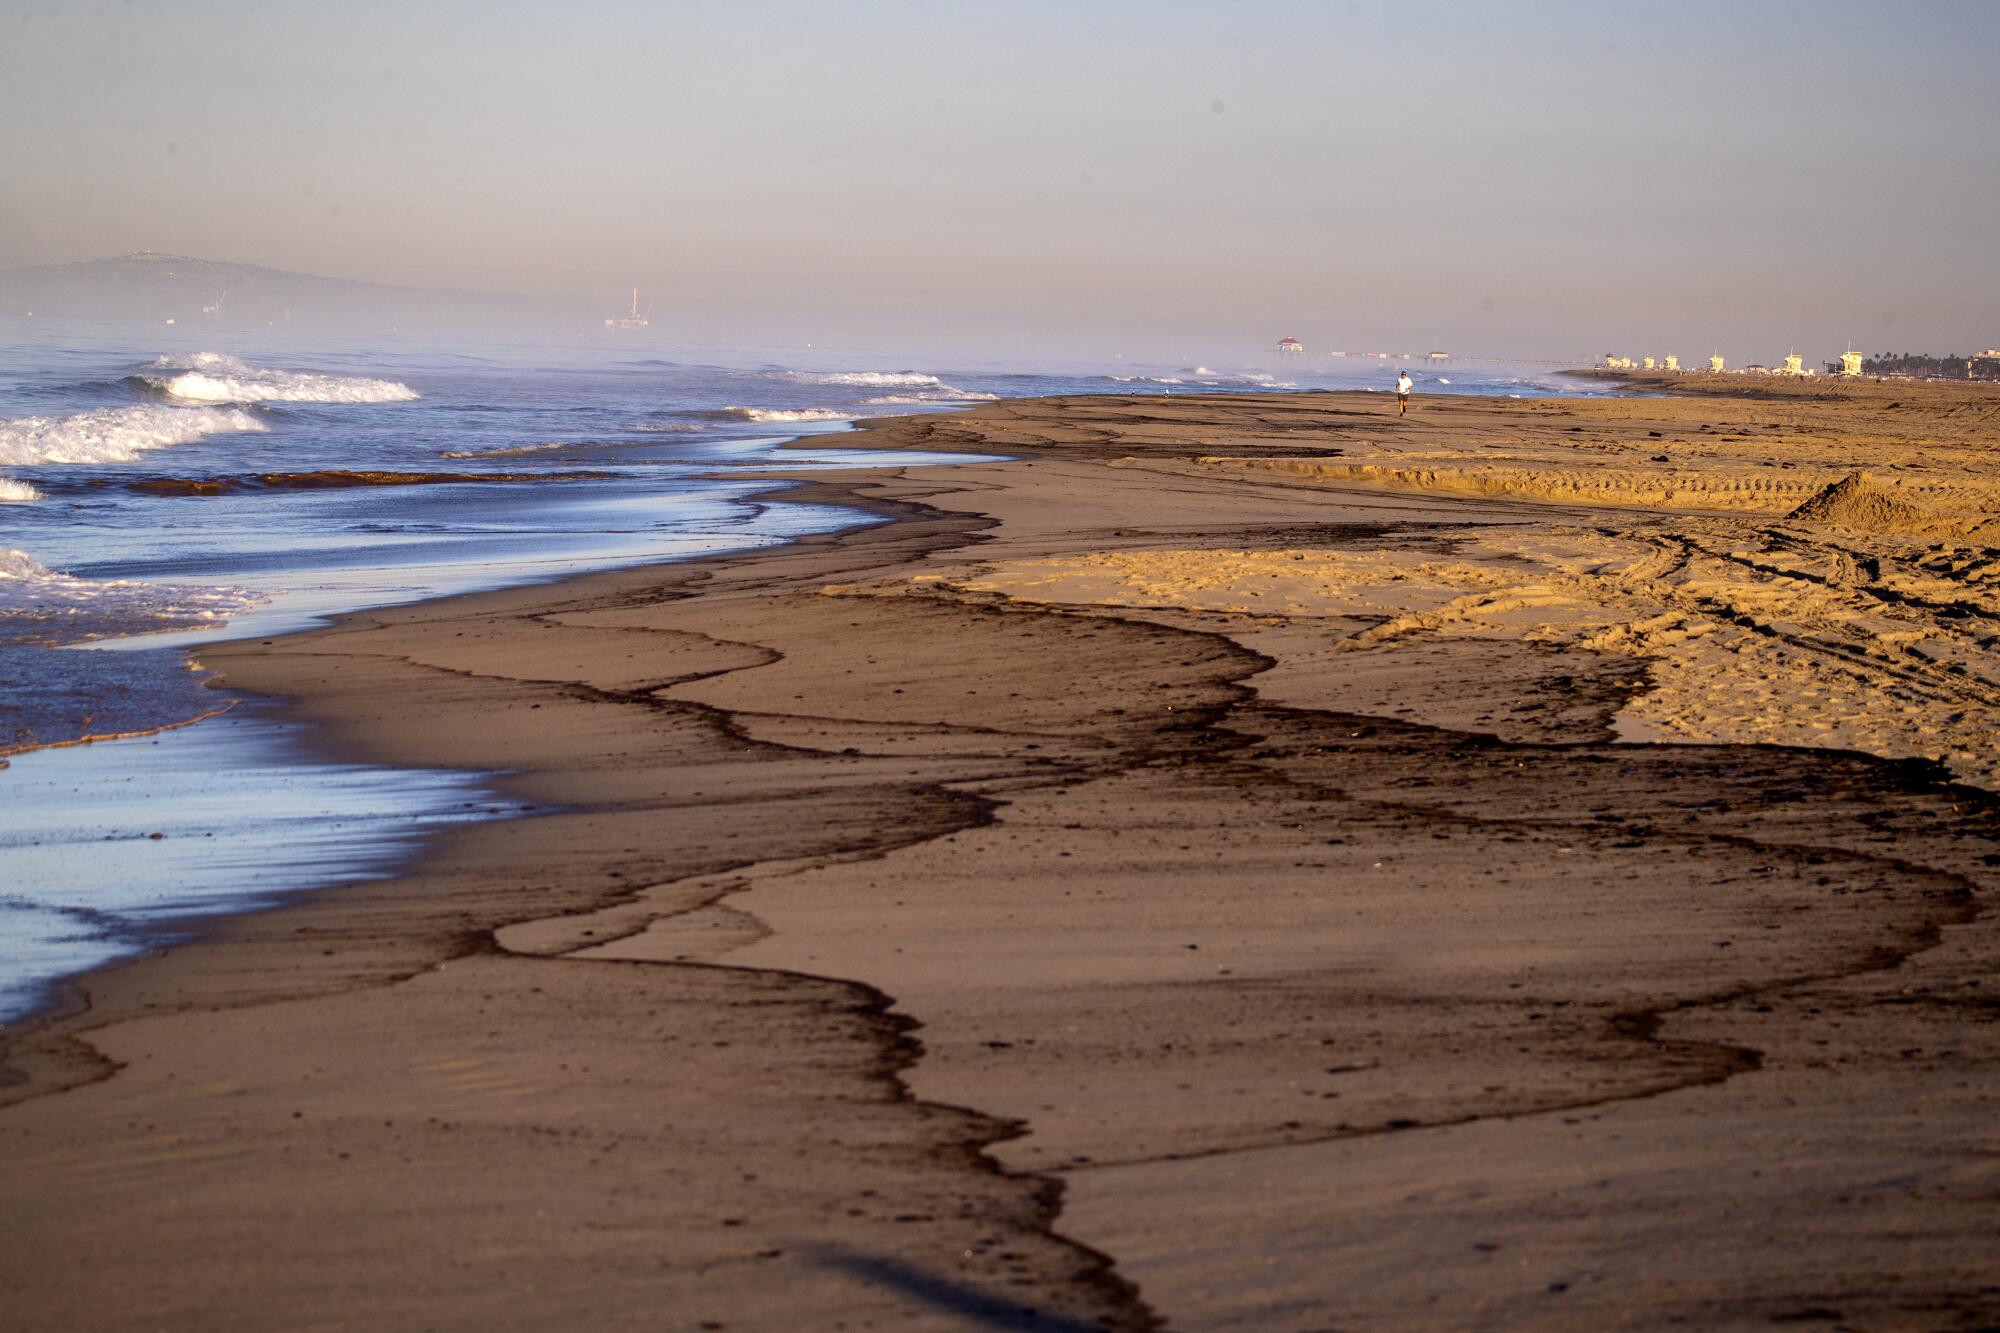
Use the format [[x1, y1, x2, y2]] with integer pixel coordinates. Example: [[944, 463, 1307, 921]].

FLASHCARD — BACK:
[[1199, 458, 1836, 516], [1787, 470, 1942, 533]]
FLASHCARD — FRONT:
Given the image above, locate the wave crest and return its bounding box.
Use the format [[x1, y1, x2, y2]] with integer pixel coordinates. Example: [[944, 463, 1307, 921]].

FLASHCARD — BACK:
[[440, 441, 574, 458], [0, 548, 263, 646], [0, 405, 268, 467], [0, 479, 41, 503], [719, 407, 852, 423], [784, 370, 940, 388], [865, 388, 1001, 404], [138, 353, 420, 404]]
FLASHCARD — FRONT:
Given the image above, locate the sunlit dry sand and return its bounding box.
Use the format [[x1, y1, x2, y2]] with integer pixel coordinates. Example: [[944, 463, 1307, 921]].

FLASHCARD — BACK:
[[965, 519, 1998, 786], [2, 382, 1995, 1331], [952, 379, 1999, 785]]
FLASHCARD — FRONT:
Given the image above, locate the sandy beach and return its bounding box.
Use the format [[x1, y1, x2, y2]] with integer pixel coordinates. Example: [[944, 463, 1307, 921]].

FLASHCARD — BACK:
[[3, 382, 1997, 1330]]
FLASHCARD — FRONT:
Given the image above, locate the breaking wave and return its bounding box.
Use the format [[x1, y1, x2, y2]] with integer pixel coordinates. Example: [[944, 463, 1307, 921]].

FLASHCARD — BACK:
[[0, 404, 268, 467], [1190, 368, 1293, 387], [718, 407, 852, 423], [0, 479, 41, 503], [136, 352, 420, 404], [1109, 370, 1291, 389], [0, 548, 263, 647], [784, 370, 941, 388], [865, 389, 1002, 404], [440, 441, 575, 458]]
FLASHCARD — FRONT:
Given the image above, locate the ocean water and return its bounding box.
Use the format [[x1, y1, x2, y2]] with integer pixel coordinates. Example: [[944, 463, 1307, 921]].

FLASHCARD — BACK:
[[0, 711, 500, 1023], [0, 320, 1594, 1021]]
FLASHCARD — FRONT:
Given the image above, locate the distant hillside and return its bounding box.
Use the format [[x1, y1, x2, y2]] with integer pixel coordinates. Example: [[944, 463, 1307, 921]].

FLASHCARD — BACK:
[[0, 252, 567, 330]]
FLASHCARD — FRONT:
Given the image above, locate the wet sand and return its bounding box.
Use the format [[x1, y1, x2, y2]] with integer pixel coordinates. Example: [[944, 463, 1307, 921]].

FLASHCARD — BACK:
[[3, 382, 1996, 1330]]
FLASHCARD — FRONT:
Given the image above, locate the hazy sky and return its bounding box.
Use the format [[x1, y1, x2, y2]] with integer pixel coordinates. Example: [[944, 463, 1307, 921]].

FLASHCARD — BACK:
[[3, 0, 1996, 362]]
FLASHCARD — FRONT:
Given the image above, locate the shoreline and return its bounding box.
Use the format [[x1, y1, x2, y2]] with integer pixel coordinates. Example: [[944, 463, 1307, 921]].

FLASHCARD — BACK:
[[4, 387, 1996, 1329], [2, 443, 1164, 1329], [0, 426, 940, 1027]]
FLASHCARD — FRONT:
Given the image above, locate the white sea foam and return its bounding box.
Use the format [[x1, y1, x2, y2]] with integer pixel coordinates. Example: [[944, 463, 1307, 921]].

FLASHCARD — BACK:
[[721, 407, 852, 423], [865, 387, 1001, 404], [785, 370, 941, 388], [439, 441, 573, 459], [0, 479, 41, 502], [0, 404, 268, 467], [1188, 368, 1290, 387], [142, 352, 419, 404], [0, 548, 262, 646]]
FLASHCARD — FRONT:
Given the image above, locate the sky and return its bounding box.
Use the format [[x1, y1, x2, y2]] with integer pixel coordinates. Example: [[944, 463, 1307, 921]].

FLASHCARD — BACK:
[[2, 0, 1996, 363]]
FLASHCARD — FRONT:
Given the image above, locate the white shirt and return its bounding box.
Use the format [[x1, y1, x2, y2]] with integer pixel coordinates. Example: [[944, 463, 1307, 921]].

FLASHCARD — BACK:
[[1396, 375, 1413, 393]]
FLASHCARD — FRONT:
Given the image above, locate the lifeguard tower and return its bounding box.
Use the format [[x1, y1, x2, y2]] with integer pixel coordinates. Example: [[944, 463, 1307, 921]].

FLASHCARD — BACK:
[[1709, 353, 1726, 373], [1782, 352, 1805, 375], [1664, 354, 1680, 372], [1276, 337, 1305, 357], [1642, 356, 1656, 371], [1839, 346, 1864, 377]]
